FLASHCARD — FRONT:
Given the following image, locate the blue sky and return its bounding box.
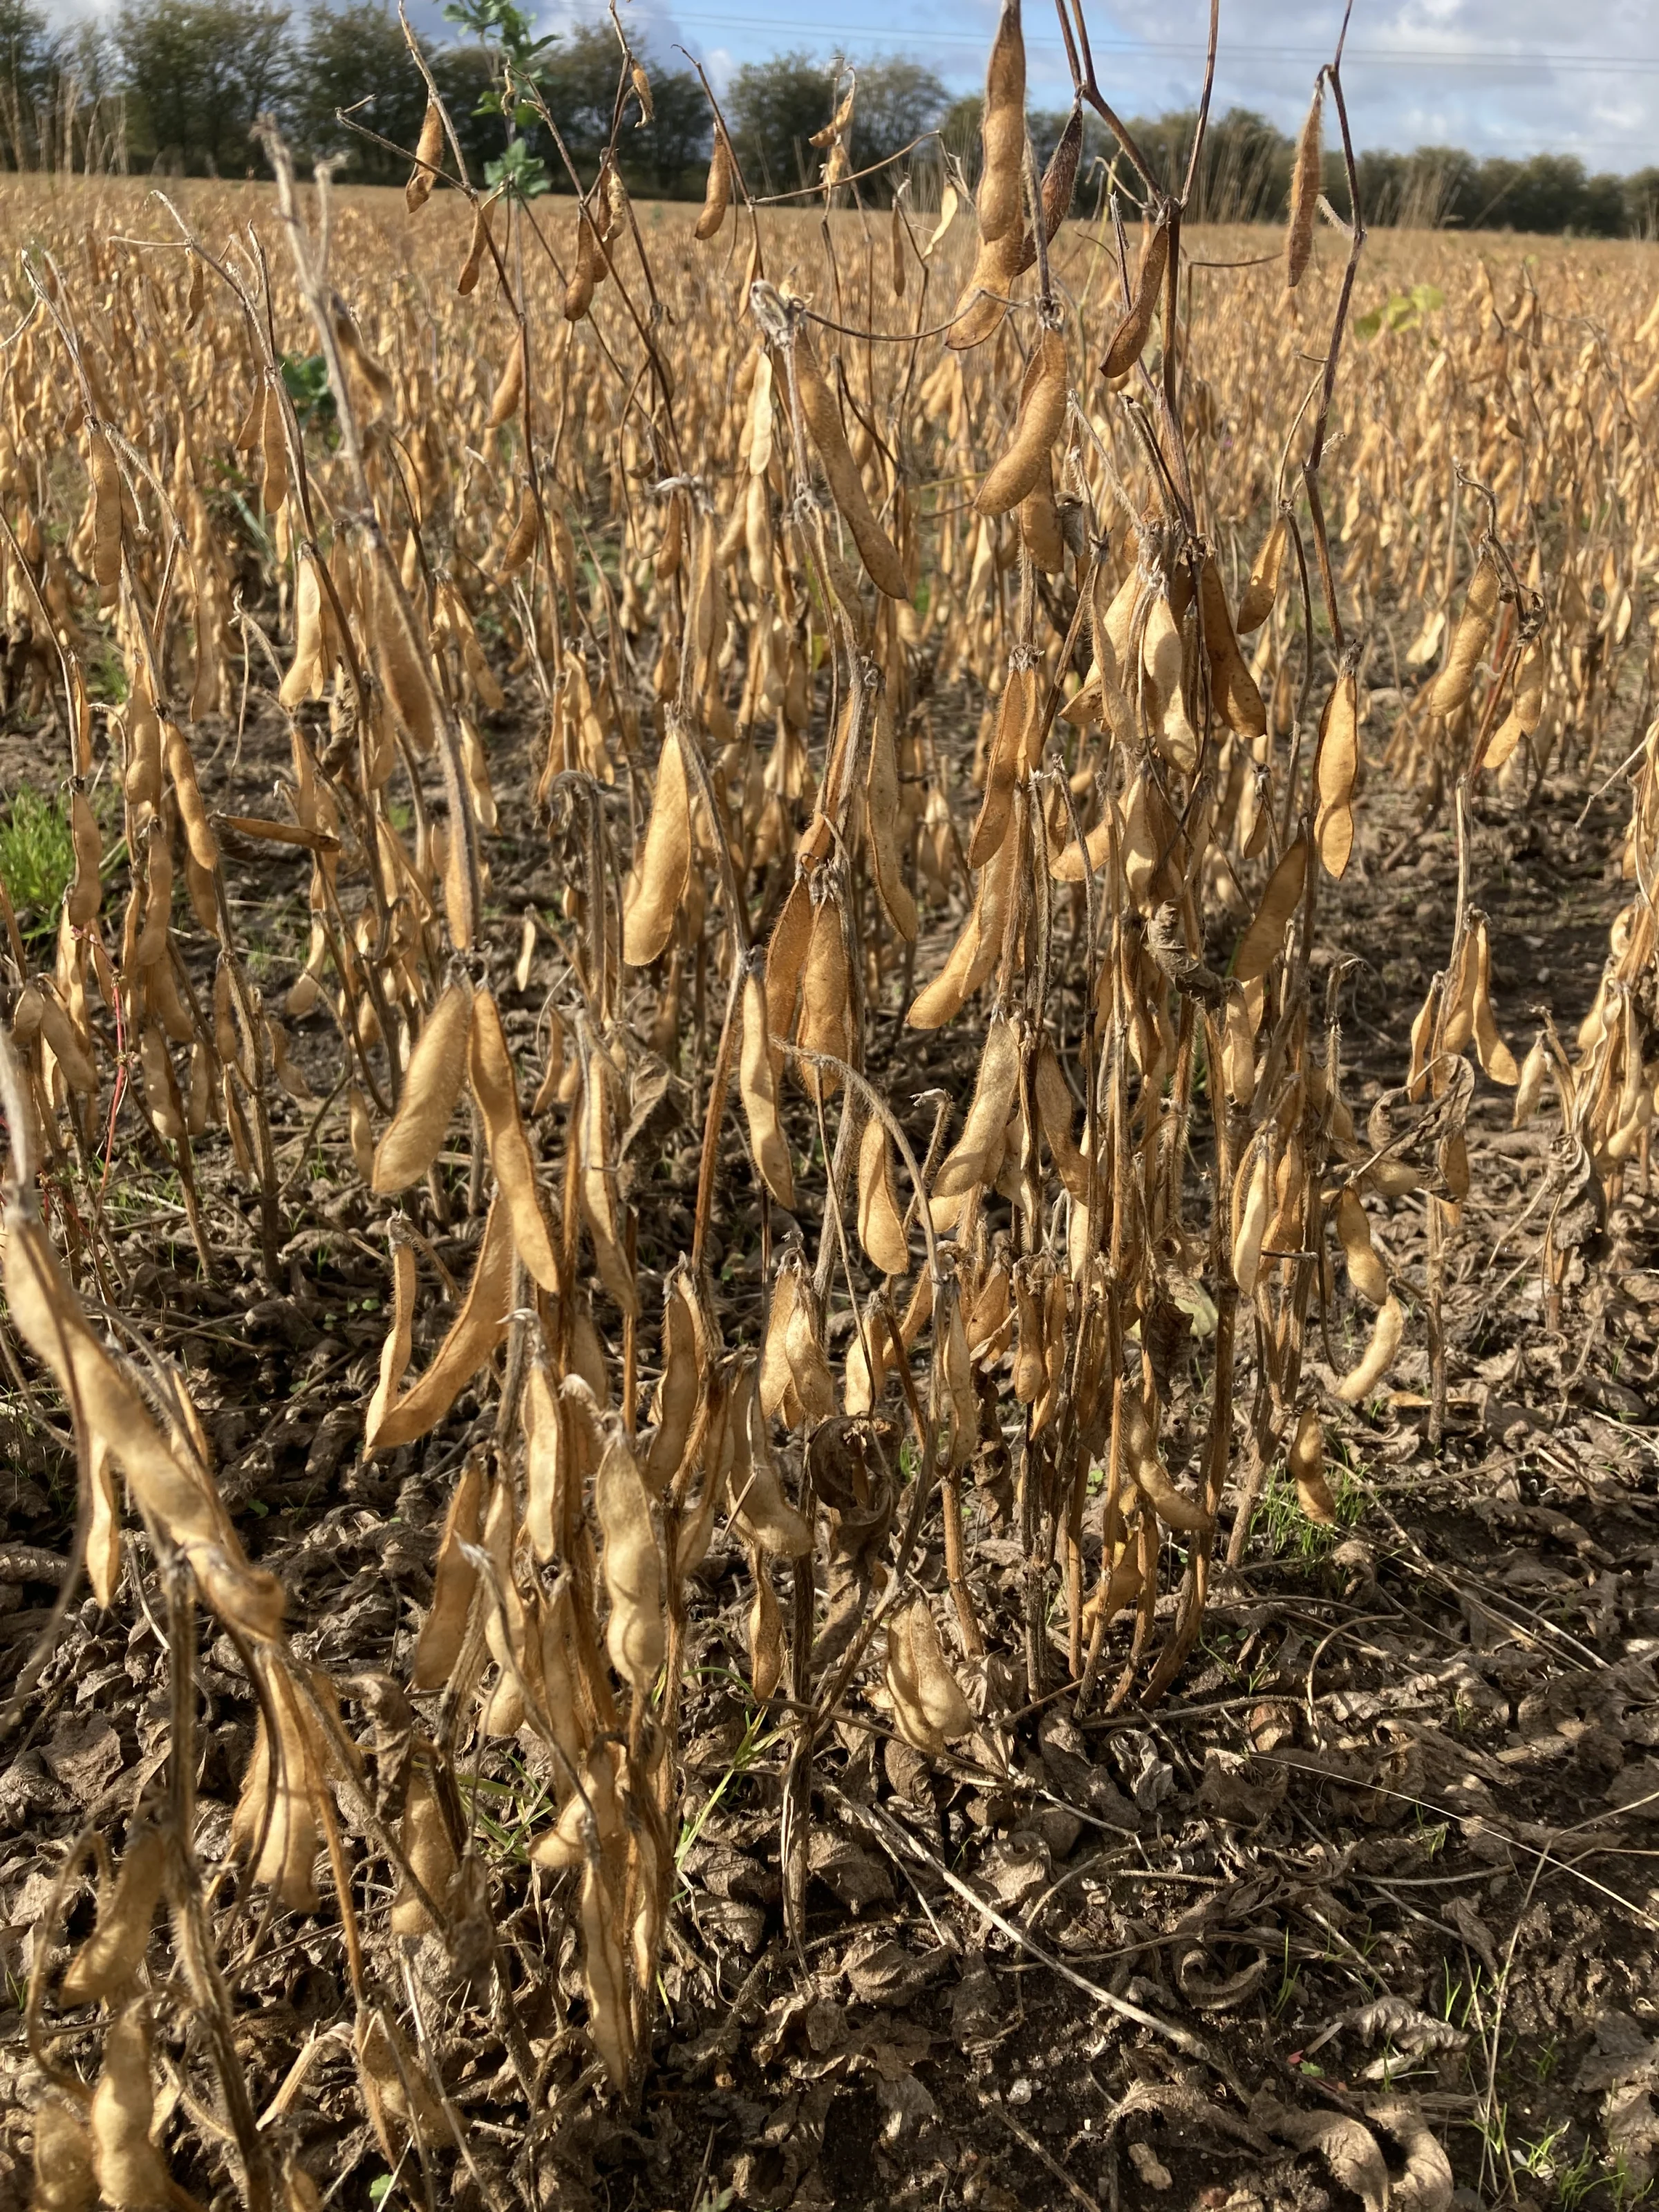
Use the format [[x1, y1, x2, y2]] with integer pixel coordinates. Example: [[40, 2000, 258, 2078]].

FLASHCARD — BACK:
[[62, 0, 1659, 167], [529, 0, 1659, 167]]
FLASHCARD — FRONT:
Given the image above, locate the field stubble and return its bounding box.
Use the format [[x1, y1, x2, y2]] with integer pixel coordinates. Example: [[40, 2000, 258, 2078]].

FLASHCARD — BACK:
[[1, 44, 1658, 2211]]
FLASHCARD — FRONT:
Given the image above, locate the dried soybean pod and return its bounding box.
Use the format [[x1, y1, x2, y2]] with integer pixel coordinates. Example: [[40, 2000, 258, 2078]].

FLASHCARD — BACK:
[[59, 1822, 165, 2005], [621, 722, 692, 966], [976, 0, 1027, 247], [1335, 1185, 1387, 1304], [365, 1237, 416, 1443], [1288, 1407, 1336, 1523], [87, 427, 122, 594], [457, 196, 493, 294], [932, 1015, 1020, 1223], [1124, 1396, 1210, 1531], [968, 662, 1031, 865], [1102, 215, 1169, 381], [783, 1277, 836, 1423], [1234, 836, 1307, 983], [469, 988, 561, 1290], [91, 2002, 169, 2211], [1237, 512, 1288, 633], [371, 978, 473, 1193], [1335, 1293, 1405, 1404], [412, 1459, 484, 1689], [796, 888, 852, 1098], [759, 1253, 803, 1421], [643, 1269, 699, 1496], [748, 1548, 783, 1698], [391, 1765, 455, 1936], [30, 2102, 94, 2212], [347, 1087, 375, 1182], [857, 1113, 909, 1275], [260, 380, 288, 515], [1018, 463, 1065, 572], [977, 325, 1067, 516], [789, 326, 909, 601], [487, 328, 525, 429], [1230, 1134, 1273, 1295], [738, 966, 795, 1206], [1285, 79, 1323, 289], [887, 1598, 973, 1756], [946, 227, 1026, 351], [1470, 916, 1519, 1083], [1513, 1031, 1548, 1125], [1426, 552, 1499, 718], [368, 1199, 515, 1452], [406, 97, 444, 212], [1483, 635, 1545, 771], [499, 485, 538, 579], [729, 1362, 812, 1555], [1199, 556, 1267, 737], [695, 130, 733, 240], [865, 691, 917, 939], [579, 1856, 632, 2090], [1314, 666, 1359, 879], [577, 1033, 639, 1318], [1015, 101, 1081, 272], [596, 1426, 664, 1693]]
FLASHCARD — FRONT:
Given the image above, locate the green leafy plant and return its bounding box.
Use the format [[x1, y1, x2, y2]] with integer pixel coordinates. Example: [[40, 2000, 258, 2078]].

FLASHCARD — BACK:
[[1354, 282, 1446, 339], [0, 786, 74, 943]]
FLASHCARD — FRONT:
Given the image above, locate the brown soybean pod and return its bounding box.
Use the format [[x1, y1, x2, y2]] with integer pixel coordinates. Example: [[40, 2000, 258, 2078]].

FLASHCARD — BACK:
[[1288, 1407, 1337, 1521], [411, 1459, 485, 1689], [59, 1821, 165, 2005], [621, 721, 692, 967], [487, 328, 525, 429], [595, 1428, 664, 1694], [1237, 512, 1288, 632], [856, 1112, 910, 1275], [368, 1198, 514, 1452], [1285, 81, 1324, 288], [1426, 552, 1500, 717], [1335, 1293, 1405, 1403], [469, 987, 562, 1291], [946, 226, 1026, 352], [458, 197, 493, 294], [865, 691, 917, 939], [91, 2002, 170, 2211], [977, 325, 1067, 516], [976, 0, 1027, 247], [406, 97, 444, 212], [1014, 102, 1082, 274], [695, 131, 733, 241], [1233, 836, 1307, 983], [87, 427, 122, 592], [371, 979, 473, 1194], [738, 968, 796, 1206], [789, 327, 909, 601], [1102, 216, 1170, 381]]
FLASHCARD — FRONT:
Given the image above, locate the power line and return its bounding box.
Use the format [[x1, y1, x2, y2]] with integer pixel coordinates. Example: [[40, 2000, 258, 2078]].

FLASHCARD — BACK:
[[653, 10, 1659, 77]]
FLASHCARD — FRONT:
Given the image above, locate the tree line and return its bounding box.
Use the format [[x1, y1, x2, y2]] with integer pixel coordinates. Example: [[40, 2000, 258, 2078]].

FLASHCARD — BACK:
[[5, 0, 1657, 238]]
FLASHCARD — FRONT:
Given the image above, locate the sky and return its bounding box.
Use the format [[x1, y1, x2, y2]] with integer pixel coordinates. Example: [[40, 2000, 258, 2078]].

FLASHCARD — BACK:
[[539, 0, 1659, 168], [50, 0, 1659, 169]]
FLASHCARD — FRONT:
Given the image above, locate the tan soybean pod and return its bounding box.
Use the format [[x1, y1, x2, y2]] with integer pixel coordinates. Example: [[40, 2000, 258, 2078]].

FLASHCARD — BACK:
[[856, 1113, 910, 1275], [4, 1205, 283, 1638], [406, 97, 444, 212], [1335, 1293, 1405, 1404], [643, 1269, 700, 1496], [1483, 635, 1546, 770], [487, 328, 525, 429], [1237, 512, 1288, 633], [1335, 1186, 1388, 1304], [578, 1034, 640, 1318], [975, 0, 1027, 246], [1014, 101, 1082, 275], [906, 823, 1018, 1029], [91, 2003, 170, 2211], [457, 196, 494, 293], [968, 661, 1033, 865], [622, 722, 692, 966], [1470, 916, 1519, 1083], [748, 1547, 783, 1699], [1230, 1134, 1273, 1295], [260, 380, 288, 515], [1102, 216, 1170, 381], [371, 978, 472, 1194], [30, 2102, 95, 2212], [738, 967, 795, 1206], [789, 326, 909, 600], [796, 886, 852, 1097], [946, 225, 1026, 352], [579, 1856, 632, 2091], [1288, 1406, 1337, 1523], [1513, 1031, 1548, 1126], [59, 1821, 165, 2005], [1426, 552, 1500, 717], [390, 1764, 456, 1936], [932, 1015, 1020, 1222], [365, 1237, 416, 1445], [695, 130, 733, 240], [1199, 557, 1267, 737], [499, 484, 539, 579], [977, 326, 1067, 517], [66, 789, 102, 926], [412, 1459, 485, 1690], [865, 691, 917, 939], [1233, 836, 1307, 983], [783, 1278, 836, 1423], [887, 1597, 973, 1756], [469, 987, 561, 1290], [1123, 1395, 1210, 1531], [368, 1199, 514, 1453], [596, 1427, 664, 1694], [87, 427, 122, 594], [1285, 79, 1324, 288], [1314, 667, 1359, 879], [727, 1360, 812, 1557]]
